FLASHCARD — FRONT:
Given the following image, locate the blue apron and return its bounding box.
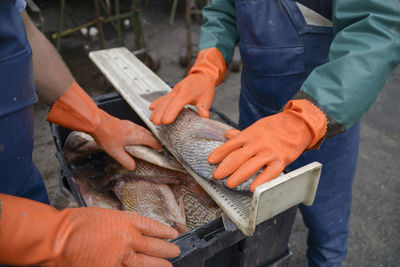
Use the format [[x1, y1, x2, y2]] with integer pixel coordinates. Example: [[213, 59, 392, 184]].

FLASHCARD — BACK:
[[235, 0, 360, 266], [0, 0, 49, 204]]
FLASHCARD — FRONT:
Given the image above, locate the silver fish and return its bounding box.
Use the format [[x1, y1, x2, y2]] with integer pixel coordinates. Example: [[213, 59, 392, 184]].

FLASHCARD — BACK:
[[64, 131, 184, 172], [75, 177, 122, 210], [159, 108, 257, 193], [171, 175, 221, 229], [113, 178, 190, 234], [71, 165, 122, 210], [64, 130, 221, 233], [69, 154, 190, 234]]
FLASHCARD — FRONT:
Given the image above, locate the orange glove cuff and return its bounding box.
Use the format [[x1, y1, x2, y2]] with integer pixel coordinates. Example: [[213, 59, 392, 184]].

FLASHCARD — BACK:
[[46, 81, 101, 133], [0, 193, 180, 266], [0, 193, 65, 265], [189, 47, 227, 86], [283, 99, 327, 149]]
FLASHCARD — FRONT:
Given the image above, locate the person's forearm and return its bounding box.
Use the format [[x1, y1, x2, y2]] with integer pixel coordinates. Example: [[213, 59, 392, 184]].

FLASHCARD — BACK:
[[21, 11, 74, 105], [199, 0, 238, 64], [293, 0, 400, 138]]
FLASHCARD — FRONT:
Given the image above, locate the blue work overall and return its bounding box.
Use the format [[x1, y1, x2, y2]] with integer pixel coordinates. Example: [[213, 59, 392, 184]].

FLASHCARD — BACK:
[[235, 0, 360, 266], [0, 0, 49, 204]]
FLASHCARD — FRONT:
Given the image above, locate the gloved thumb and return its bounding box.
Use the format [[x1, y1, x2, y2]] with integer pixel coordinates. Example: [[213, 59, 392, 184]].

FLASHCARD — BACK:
[[124, 121, 163, 150], [196, 91, 214, 118], [225, 129, 241, 139], [196, 103, 210, 118]]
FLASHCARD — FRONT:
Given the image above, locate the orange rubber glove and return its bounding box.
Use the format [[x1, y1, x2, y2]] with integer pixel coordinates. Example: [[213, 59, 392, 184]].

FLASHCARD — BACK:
[[0, 193, 180, 266], [208, 100, 327, 192], [150, 47, 226, 125], [47, 81, 162, 170]]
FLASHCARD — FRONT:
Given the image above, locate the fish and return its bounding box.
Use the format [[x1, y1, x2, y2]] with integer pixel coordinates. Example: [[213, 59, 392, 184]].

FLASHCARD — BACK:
[[170, 175, 221, 229], [63, 130, 222, 233], [113, 178, 190, 234], [64, 131, 184, 172], [69, 161, 123, 210], [101, 158, 185, 187], [95, 157, 192, 234], [63, 131, 102, 164], [65, 136, 189, 233], [159, 108, 257, 193], [70, 156, 190, 234], [75, 176, 122, 210]]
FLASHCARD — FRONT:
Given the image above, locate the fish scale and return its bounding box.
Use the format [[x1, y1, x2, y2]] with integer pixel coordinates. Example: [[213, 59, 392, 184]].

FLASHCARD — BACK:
[[114, 179, 186, 230], [161, 108, 256, 192], [172, 183, 221, 229], [64, 129, 223, 234]]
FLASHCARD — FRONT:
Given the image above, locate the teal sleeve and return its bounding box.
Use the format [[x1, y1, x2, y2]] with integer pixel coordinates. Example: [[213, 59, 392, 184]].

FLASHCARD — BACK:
[[297, 0, 400, 135], [199, 0, 239, 64]]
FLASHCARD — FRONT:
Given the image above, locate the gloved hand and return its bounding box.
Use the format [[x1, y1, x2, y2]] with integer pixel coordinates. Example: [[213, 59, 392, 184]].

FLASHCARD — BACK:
[[47, 81, 162, 170], [150, 47, 226, 125], [208, 100, 327, 192], [0, 193, 180, 266]]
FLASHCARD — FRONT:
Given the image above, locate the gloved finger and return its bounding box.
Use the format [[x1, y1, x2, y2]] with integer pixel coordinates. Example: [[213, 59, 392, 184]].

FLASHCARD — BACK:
[[135, 236, 181, 258], [196, 92, 213, 118], [124, 135, 162, 151], [225, 154, 275, 188], [150, 101, 168, 124], [249, 162, 283, 192], [150, 94, 175, 125], [212, 146, 257, 179], [132, 214, 179, 239], [150, 90, 178, 123], [225, 129, 241, 139], [125, 123, 162, 150], [106, 146, 136, 170], [149, 94, 170, 110], [126, 253, 173, 267], [196, 103, 210, 118], [162, 92, 194, 124], [208, 137, 244, 164], [139, 134, 162, 150]]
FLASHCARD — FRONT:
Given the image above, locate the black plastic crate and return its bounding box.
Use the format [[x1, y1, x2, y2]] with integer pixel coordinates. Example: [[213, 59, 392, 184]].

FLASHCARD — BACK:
[[50, 92, 296, 267]]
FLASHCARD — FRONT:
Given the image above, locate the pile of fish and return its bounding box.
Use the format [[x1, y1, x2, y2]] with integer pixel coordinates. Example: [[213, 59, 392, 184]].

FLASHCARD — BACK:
[[63, 131, 222, 234]]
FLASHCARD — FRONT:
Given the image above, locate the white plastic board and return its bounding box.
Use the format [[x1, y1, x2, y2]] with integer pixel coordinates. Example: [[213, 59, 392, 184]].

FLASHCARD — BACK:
[[89, 47, 322, 236]]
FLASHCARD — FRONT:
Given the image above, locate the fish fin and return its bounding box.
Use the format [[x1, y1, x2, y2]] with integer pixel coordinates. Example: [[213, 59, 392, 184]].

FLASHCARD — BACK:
[[174, 222, 191, 235], [178, 197, 186, 222], [125, 146, 186, 172], [187, 183, 215, 207], [195, 128, 228, 142], [186, 109, 233, 142], [112, 180, 126, 202]]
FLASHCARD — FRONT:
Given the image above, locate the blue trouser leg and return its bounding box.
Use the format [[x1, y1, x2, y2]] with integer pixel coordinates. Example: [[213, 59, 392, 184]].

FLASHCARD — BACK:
[[234, 0, 348, 263], [239, 96, 360, 266], [0, 1, 50, 265], [14, 166, 50, 204], [290, 122, 360, 266], [0, 106, 50, 205]]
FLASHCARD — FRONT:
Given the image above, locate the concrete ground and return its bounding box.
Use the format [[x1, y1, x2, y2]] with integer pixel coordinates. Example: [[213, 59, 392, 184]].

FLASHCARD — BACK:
[[31, 1, 399, 266]]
